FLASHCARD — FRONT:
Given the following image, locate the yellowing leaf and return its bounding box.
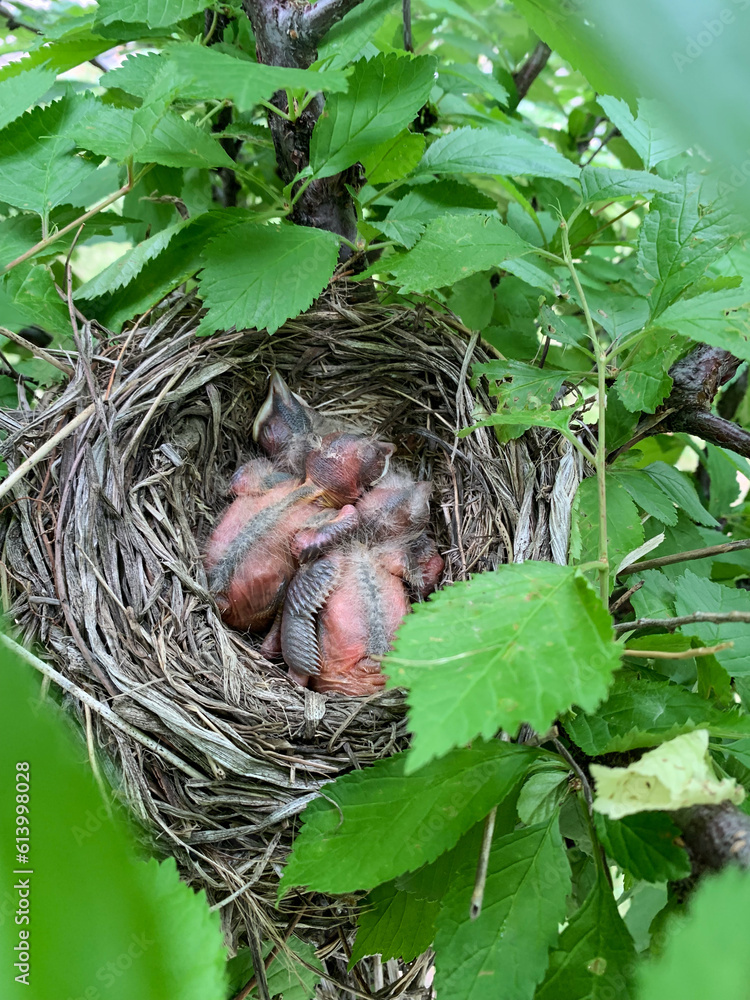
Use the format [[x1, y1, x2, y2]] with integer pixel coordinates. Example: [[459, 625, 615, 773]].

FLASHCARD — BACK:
[[591, 730, 744, 820]]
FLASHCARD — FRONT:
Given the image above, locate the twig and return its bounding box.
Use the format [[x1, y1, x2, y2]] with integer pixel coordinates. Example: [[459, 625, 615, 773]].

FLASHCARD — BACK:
[[624, 642, 733, 660], [0, 403, 95, 502], [619, 538, 750, 576], [553, 738, 593, 811], [0, 325, 74, 376], [609, 579, 643, 614], [0, 632, 205, 779], [302, 0, 366, 43], [614, 611, 750, 634], [513, 42, 551, 102], [2, 180, 136, 275], [470, 806, 497, 919]]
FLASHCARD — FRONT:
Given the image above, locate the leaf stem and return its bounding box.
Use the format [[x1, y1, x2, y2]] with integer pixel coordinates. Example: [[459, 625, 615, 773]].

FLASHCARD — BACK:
[[614, 610, 750, 634], [470, 806, 497, 920], [560, 217, 609, 604]]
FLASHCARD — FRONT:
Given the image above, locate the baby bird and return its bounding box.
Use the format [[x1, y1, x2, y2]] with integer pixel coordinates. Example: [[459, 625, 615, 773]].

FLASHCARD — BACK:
[[253, 372, 340, 476], [204, 434, 394, 633], [280, 471, 444, 696]]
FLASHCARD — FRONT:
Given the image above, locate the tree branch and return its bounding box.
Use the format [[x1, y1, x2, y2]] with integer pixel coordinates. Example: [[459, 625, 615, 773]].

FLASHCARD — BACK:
[[619, 538, 750, 577], [302, 0, 366, 45], [613, 610, 750, 634], [513, 42, 551, 102], [671, 802, 750, 875]]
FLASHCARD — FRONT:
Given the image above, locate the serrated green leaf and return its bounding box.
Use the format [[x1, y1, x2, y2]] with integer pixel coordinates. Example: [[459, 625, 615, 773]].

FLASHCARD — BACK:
[[165, 43, 350, 107], [656, 286, 750, 358], [594, 812, 691, 882], [73, 102, 234, 169], [639, 867, 750, 1000], [99, 51, 165, 99], [439, 63, 509, 105], [0, 64, 56, 131], [350, 881, 440, 964], [580, 167, 675, 205], [198, 222, 339, 336], [462, 402, 576, 442], [386, 562, 621, 773], [592, 730, 744, 819], [472, 359, 575, 409], [0, 634, 227, 999], [434, 819, 570, 1000], [517, 769, 570, 826], [387, 213, 535, 294], [75, 219, 193, 299], [374, 180, 496, 248], [609, 469, 679, 526], [0, 96, 97, 215], [536, 867, 636, 1000], [360, 130, 425, 184], [540, 305, 590, 350], [570, 476, 644, 581], [613, 330, 684, 413], [0, 28, 111, 80], [597, 96, 685, 170], [311, 53, 435, 178], [674, 570, 750, 674], [226, 936, 323, 1000], [704, 443, 743, 518], [279, 741, 533, 897], [643, 462, 718, 528], [565, 675, 750, 756], [416, 125, 580, 182], [1, 264, 71, 338], [317, 0, 397, 69], [638, 175, 739, 317], [96, 0, 206, 28]]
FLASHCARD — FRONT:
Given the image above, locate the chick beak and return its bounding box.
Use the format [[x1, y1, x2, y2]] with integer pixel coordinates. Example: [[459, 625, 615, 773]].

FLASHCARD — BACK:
[[253, 372, 312, 455]]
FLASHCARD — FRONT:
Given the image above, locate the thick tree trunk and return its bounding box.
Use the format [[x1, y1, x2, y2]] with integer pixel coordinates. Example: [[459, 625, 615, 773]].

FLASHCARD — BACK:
[[242, 0, 364, 253]]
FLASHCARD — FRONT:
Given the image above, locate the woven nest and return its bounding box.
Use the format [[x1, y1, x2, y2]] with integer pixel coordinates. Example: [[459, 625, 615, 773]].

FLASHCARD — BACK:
[[0, 284, 581, 997]]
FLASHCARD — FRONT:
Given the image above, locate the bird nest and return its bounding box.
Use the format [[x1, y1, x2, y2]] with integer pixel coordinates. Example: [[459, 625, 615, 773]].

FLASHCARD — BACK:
[[0, 284, 579, 997]]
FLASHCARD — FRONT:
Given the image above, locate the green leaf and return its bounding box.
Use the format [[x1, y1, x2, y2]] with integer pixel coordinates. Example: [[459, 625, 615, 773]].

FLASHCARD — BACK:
[[517, 768, 570, 826], [594, 812, 691, 882], [613, 330, 684, 413], [73, 103, 235, 169], [462, 403, 576, 441], [473, 359, 575, 409], [96, 0, 207, 28], [1, 264, 71, 338], [165, 43, 350, 107], [536, 867, 636, 1000], [703, 444, 744, 518], [434, 819, 571, 1000], [0, 27, 112, 80], [317, 0, 397, 69], [0, 64, 56, 131], [360, 130, 425, 184], [591, 730, 744, 819], [565, 675, 750, 756], [416, 125, 580, 182], [198, 222, 339, 336], [439, 63, 509, 105], [227, 937, 323, 1000], [643, 462, 718, 527], [0, 634, 227, 999], [310, 53, 436, 178], [75, 219, 193, 299], [374, 180, 496, 248], [674, 570, 750, 675], [638, 175, 739, 317], [99, 51, 165, 99], [386, 562, 621, 772], [0, 96, 97, 215], [656, 286, 750, 358], [597, 96, 685, 170], [387, 214, 535, 294], [609, 469, 679, 526], [639, 867, 750, 1000], [350, 881, 441, 964], [580, 167, 675, 205], [570, 476, 645, 580], [278, 741, 534, 896]]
